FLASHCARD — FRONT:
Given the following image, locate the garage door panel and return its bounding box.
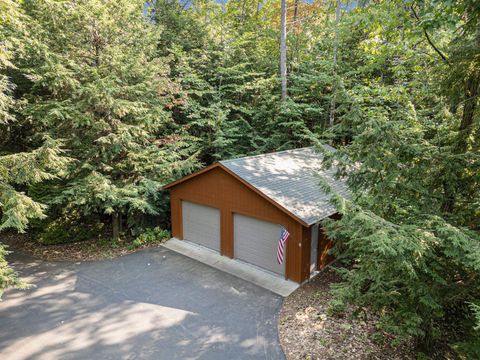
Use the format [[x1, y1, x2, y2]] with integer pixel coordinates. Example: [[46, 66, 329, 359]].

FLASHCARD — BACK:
[[234, 214, 285, 276], [182, 201, 220, 251]]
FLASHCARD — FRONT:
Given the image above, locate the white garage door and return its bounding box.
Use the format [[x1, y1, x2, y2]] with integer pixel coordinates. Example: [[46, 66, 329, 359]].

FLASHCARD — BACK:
[[182, 201, 220, 252], [234, 214, 285, 276]]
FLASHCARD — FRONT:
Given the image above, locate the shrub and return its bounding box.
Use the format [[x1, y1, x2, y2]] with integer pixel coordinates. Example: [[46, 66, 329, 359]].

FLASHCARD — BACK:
[[35, 218, 104, 245], [128, 227, 170, 250]]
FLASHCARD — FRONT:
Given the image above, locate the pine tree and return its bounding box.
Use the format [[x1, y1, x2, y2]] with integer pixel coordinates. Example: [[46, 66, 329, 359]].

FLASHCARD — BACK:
[[318, 0, 480, 352], [153, 3, 265, 164], [280, 0, 287, 100], [0, 0, 67, 297], [17, 0, 198, 239], [1, 2, 71, 229], [173, 46, 263, 163]]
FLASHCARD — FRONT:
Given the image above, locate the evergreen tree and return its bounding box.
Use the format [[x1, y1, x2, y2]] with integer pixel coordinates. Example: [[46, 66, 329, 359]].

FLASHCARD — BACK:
[[0, 0, 67, 296], [319, 0, 480, 353], [153, 1, 264, 163], [17, 0, 198, 238], [176, 47, 264, 162], [0, 1, 479, 354]]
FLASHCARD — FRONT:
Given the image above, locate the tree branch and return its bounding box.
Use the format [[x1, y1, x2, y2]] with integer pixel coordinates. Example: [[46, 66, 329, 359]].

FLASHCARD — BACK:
[[410, 5, 451, 67]]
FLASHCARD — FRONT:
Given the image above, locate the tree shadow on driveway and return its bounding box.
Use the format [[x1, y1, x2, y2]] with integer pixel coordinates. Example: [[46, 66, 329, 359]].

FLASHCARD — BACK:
[[0, 248, 285, 360]]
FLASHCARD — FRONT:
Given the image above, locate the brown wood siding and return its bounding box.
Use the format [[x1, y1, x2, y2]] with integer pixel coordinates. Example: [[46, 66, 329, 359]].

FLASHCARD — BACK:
[[295, 215, 340, 275], [169, 166, 308, 283], [317, 214, 340, 269], [170, 193, 182, 239], [317, 227, 334, 269], [301, 226, 312, 282]]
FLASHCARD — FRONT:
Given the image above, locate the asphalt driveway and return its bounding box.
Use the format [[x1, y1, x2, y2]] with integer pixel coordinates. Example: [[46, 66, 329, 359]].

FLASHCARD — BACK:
[[0, 247, 285, 360]]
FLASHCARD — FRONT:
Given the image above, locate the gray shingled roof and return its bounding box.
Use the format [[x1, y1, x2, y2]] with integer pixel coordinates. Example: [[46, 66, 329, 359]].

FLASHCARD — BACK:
[[220, 146, 350, 225]]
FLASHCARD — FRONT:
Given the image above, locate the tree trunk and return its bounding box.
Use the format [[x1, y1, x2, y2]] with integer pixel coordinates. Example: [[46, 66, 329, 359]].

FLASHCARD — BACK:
[[293, 0, 299, 23], [221, 3, 226, 45], [442, 72, 479, 213], [293, 0, 300, 68], [91, 20, 102, 67], [442, 28, 480, 213], [456, 74, 479, 153], [332, 0, 341, 66], [329, 0, 341, 127], [112, 212, 121, 240], [280, 0, 287, 101]]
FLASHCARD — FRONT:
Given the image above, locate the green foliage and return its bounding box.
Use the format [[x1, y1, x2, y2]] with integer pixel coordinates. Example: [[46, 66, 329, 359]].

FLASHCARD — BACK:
[[151, 0, 208, 55], [35, 216, 104, 245], [14, 0, 199, 236], [471, 303, 480, 332], [252, 90, 321, 151], [318, 0, 480, 353], [0, 137, 69, 232], [323, 200, 480, 346], [0, 0, 68, 297], [1, 0, 68, 233], [1, 0, 479, 355], [0, 0, 22, 125], [169, 46, 261, 163], [449, 302, 480, 359], [128, 227, 170, 250], [0, 243, 29, 298]]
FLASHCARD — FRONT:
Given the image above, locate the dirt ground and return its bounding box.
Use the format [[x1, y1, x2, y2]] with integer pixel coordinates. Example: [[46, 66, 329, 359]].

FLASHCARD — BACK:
[[1, 232, 165, 262], [278, 266, 416, 360]]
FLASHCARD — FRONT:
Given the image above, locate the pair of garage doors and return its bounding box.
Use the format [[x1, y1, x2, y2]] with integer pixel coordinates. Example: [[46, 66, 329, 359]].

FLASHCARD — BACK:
[[182, 201, 285, 276]]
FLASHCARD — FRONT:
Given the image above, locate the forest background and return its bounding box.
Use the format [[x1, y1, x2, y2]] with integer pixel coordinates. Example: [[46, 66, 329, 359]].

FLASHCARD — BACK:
[[1, 0, 479, 356]]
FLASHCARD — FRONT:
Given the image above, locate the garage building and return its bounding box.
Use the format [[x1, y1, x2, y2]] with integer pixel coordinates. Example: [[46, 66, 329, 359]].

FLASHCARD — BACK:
[[164, 146, 349, 284]]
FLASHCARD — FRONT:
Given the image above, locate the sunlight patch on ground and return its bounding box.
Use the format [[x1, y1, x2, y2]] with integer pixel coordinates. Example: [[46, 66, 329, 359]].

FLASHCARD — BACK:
[[2, 301, 197, 360]]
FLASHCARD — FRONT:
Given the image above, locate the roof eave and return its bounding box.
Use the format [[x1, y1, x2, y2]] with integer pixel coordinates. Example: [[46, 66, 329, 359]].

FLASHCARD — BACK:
[[305, 209, 340, 226], [163, 162, 309, 227], [163, 163, 220, 190]]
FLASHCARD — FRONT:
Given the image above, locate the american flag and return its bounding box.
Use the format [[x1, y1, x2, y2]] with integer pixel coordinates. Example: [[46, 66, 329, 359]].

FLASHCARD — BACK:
[[276, 227, 290, 264]]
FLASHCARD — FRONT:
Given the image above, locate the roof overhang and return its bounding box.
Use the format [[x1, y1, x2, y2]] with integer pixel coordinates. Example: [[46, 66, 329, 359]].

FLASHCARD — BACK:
[[163, 163, 220, 189], [163, 163, 310, 227]]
